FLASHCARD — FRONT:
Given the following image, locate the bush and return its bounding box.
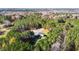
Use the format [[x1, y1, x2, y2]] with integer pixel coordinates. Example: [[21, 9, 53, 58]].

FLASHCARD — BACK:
[[0, 16, 5, 24], [19, 31, 34, 42], [13, 17, 42, 32], [34, 27, 63, 51], [58, 18, 65, 23], [65, 27, 79, 51], [2, 30, 35, 51], [34, 37, 49, 51]]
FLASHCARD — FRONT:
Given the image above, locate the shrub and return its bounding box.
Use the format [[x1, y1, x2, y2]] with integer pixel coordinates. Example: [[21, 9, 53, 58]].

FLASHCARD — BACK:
[[0, 16, 5, 24], [58, 18, 65, 23], [13, 17, 42, 32], [65, 27, 79, 51], [34, 27, 63, 51]]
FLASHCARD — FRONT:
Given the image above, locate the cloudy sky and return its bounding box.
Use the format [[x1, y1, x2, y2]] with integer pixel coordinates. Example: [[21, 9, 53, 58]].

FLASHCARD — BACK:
[[0, 0, 79, 8]]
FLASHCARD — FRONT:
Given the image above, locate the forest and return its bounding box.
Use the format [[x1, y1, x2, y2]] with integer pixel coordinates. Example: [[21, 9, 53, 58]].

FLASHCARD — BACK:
[[0, 12, 79, 51]]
